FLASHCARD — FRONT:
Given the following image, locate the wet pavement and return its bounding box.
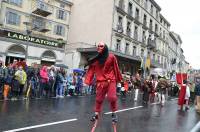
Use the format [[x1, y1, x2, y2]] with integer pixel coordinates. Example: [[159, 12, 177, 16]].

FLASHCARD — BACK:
[[0, 95, 199, 132]]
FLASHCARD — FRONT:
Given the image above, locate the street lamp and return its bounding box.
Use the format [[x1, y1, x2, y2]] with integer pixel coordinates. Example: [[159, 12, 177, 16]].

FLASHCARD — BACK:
[[23, 21, 32, 62]]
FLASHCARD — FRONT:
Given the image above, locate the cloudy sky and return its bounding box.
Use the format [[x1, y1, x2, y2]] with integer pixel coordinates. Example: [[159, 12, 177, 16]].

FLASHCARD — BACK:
[[156, 0, 200, 69]]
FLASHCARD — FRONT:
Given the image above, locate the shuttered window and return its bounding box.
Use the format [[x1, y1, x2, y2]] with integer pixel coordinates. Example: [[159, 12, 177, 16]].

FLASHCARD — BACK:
[[6, 11, 21, 26], [54, 25, 65, 36], [56, 9, 67, 20], [9, 0, 23, 6]]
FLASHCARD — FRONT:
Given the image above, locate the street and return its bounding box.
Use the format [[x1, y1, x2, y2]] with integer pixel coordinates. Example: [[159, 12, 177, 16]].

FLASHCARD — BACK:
[[0, 95, 199, 132]]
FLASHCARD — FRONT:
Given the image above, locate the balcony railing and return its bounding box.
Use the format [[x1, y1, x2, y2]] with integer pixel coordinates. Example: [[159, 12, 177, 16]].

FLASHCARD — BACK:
[[115, 48, 121, 53], [119, 3, 125, 10], [125, 51, 130, 55], [32, 0, 53, 17], [135, 15, 140, 21], [134, 32, 138, 40], [149, 25, 153, 31], [32, 18, 50, 33], [147, 38, 156, 49], [151, 59, 162, 68], [128, 9, 133, 16], [116, 24, 123, 33], [126, 30, 131, 37]]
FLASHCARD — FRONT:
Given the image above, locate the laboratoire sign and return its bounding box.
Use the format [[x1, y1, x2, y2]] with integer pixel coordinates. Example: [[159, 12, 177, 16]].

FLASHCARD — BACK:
[[1, 30, 63, 48]]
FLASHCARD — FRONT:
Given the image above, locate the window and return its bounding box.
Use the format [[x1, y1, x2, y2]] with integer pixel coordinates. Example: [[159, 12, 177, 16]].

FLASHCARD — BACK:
[[160, 27, 162, 36], [149, 19, 153, 30], [125, 43, 130, 54], [126, 21, 131, 36], [117, 16, 123, 33], [6, 11, 20, 25], [133, 46, 136, 56], [8, 0, 22, 6], [119, 0, 124, 10], [57, 9, 67, 20], [158, 55, 160, 63], [134, 26, 138, 40], [141, 49, 144, 57], [153, 54, 155, 61], [150, 4, 153, 14], [128, 2, 133, 16], [143, 14, 147, 25], [54, 25, 65, 36], [161, 57, 163, 64], [142, 30, 146, 43], [116, 39, 121, 52], [144, 0, 148, 9], [155, 24, 158, 33], [156, 10, 159, 19], [60, 3, 65, 8], [32, 17, 44, 29], [160, 18, 163, 23], [135, 8, 140, 20], [163, 30, 165, 39]]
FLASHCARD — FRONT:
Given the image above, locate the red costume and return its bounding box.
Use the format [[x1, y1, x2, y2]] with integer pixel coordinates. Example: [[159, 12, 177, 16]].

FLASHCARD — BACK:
[[176, 73, 188, 106], [84, 42, 122, 113], [178, 84, 186, 105]]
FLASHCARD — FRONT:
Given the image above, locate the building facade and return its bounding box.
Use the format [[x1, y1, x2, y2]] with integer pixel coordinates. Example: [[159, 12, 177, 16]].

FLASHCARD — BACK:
[[0, 0, 72, 66], [67, 0, 172, 75]]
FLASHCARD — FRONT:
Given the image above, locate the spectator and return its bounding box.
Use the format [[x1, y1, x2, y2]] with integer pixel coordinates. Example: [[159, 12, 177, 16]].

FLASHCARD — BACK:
[[56, 68, 64, 98], [39, 66, 49, 98], [195, 78, 200, 113], [14, 66, 27, 98]]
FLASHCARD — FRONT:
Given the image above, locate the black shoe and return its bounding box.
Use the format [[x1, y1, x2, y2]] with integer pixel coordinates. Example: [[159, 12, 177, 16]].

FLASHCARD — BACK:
[[111, 113, 118, 123], [90, 114, 98, 122]]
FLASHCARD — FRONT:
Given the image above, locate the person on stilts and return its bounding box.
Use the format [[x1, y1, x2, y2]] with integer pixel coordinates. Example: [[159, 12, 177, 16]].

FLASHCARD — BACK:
[[84, 41, 122, 124]]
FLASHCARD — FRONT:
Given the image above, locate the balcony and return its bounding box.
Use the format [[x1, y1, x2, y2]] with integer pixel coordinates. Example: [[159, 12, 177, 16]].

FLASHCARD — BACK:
[[116, 4, 126, 16], [151, 59, 162, 68], [134, 15, 140, 25], [115, 48, 121, 53], [127, 9, 134, 20], [142, 20, 148, 29], [147, 38, 156, 50], [134, 32, 138, 41], [116, 24, 123, 33], [32, 18, 51, 33], [128, 9, 133, 16], [155, 29, 159, 37], [125, 51, 130, 55], [32, 0, 53, 17], [126, 30, 131, 37], [142, 37, 146, 44]]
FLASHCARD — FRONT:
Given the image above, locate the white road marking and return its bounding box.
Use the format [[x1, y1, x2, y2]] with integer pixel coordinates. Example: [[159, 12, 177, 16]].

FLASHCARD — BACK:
[[190, 121, 200, 132], [170, 98, 178, 101], [104, 106, 143, 115], [3, 118, 78, 132]]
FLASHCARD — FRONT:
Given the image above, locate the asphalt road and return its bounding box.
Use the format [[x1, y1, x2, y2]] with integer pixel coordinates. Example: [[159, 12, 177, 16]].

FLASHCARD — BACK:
[[0, 95, 199, 132]]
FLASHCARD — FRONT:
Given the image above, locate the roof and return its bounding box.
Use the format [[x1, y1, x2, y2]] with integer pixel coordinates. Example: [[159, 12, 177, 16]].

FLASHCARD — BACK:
[[160, 14, 171, 26], [149, 0, 161, 11]]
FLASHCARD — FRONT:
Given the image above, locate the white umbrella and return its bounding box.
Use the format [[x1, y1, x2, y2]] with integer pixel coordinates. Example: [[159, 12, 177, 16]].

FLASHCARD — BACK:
[[150, 68, 167, 77]]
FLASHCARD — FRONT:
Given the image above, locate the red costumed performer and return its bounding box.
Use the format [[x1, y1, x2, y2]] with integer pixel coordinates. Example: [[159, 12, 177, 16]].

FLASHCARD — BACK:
[[177, 73, 188, 110], [84, 42, 122, 123]]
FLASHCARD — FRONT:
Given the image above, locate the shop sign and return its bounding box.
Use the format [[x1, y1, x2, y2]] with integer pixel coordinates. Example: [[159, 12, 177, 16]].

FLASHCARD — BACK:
[[3, 30, 63, 48]]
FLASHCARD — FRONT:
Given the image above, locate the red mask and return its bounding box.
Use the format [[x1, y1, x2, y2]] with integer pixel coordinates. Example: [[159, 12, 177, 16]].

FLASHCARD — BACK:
[[97, 42, 105, 53]]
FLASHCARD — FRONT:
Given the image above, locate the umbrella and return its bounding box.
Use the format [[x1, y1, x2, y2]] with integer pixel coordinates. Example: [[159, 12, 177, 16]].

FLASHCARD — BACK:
[[55, 64, 68, 69], [150, 68, 166, 77], [73, 68, 84, 73]]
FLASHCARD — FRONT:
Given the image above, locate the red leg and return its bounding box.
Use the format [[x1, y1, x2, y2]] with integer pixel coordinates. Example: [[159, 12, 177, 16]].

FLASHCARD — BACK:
[[112, 123, 117, 132], [91, 119, 98, 132]]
